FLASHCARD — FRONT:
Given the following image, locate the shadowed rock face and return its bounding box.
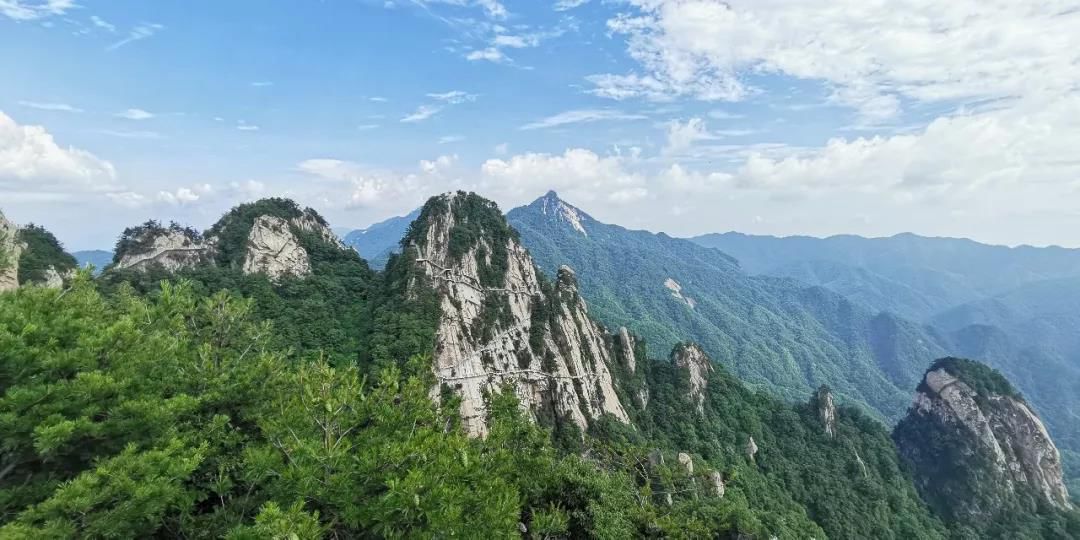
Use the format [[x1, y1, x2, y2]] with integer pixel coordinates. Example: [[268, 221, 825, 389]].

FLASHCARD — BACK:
[[407, 192, 628, 437], [894, 359, 1072, 524], [816, 386, 837, 438], [0, 212, 20, 292]]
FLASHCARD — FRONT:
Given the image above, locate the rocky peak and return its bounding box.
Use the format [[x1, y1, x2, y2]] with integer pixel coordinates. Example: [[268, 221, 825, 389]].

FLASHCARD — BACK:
[[672, 343, 712, 414], [0, 211, 20, 292], [893, 357, 1072, 524], [112, 199, 344, 282], [404, 191, 629, 437], [114, 221, 214, 272], [241, 215, 313, 280], [815, 385, 837, 438], [532, 190, 591, 236]]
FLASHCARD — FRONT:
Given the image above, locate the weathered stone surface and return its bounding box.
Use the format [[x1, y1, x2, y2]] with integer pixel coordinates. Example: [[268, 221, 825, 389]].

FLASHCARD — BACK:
[[709, 471, 725, 498], [816, 386, 837, 438], [411, 192, 629, 437], [242, 215, 312, 280], [0, 212, 20, 292], [664, 277, 696, 309], [677, 452, 694, 475], [41, 266, 65, 289], [673, 343, 712, 414], [617, 326, 636, 374], [896, 364, 1073, 522], [116, 229, 213, 272], [746, 436, 759, 461]]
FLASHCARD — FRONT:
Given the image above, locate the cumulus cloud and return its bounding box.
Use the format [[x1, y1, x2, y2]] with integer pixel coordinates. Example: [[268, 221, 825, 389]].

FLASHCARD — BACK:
[[594, 1, 1080, 121], [157, 184, 213, 206], [0, 110, 117, 193], [480, 148, 647, 205], [0, 0, 73, 21], [520, 109, 647, 130], [554, 0, 589, 11], [465, 47, 506, 63]]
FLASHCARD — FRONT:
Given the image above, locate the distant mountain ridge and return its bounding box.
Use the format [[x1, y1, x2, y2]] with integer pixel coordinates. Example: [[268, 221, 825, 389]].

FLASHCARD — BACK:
[[342, 208, 420, 269]]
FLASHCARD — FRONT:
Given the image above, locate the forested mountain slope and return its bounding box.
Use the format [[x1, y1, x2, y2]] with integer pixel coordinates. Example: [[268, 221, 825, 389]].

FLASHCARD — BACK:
[[508, 192, 949, 422]]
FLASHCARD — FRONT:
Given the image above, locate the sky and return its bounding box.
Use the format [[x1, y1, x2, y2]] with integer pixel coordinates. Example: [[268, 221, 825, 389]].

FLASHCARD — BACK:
[[3, 0, 1080, 251]]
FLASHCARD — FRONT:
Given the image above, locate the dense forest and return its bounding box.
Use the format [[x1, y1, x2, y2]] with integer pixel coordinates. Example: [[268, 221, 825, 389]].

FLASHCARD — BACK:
[[0, 194, 1076, 538]]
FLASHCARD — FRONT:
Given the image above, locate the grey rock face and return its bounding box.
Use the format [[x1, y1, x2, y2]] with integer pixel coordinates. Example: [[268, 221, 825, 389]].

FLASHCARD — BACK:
[[709, 471, 726, 498], [116, 229, 213, 272], [746, 436, 759, 461], [0, 212, 20, 292], [410, 192, 629, 437], [673, 343, 712, 415], [817, 386, 837, 438], [896, 364, 1073, 522], [242, 215, 312, 280], [677, 452, 694, 475]]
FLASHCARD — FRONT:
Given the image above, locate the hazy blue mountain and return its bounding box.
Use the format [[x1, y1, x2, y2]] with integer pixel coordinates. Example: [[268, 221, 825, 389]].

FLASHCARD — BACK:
[[691, 231, 1080, 321], [507, 191, 949, 422], [73, 249, 113, 275], [692, 229, 1080, 456], [343, 208, 420, 270]]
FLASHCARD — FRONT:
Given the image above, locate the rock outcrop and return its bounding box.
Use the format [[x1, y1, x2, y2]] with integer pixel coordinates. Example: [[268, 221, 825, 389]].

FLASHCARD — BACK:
[[115, 226, 214, 272], [407, 192, 629, 437], [894, 357, 1072, 524], [112, 201, 343, 282], [0, 212, 20, 292], [746, 436, 759, 461], [242, 215, 312, 280], [673, 343, 712, 414], [816, 386, 837, 438]]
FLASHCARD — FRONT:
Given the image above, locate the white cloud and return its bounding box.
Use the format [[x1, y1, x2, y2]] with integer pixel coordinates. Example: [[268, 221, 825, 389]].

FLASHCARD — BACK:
[[369, 96, 388, 102], [236, 122, 260, 131], [480, 148, 647, 205], [494, 142, 509, 155], [18, 100, 81, 113], [521, 109, 648, 130], [105, 191, 147, 208], [116, 108, 155, 120], [297, 158, 438, 210], [420, 154, 458, 174], [466, 47, 506, 63], [98, 129, 163, 139], [427, 90, 478, 104], [401, 105, 442, 123], [554, 0, 589, 11], [157, 183, 212, 206], [663, 118, 714, 155], [438, 135, 464, 144], [106, 22, 163, 51], [593, 1, 1080, 122], [415, 0, 507, 20], [0, 110, 117, 193], [0, 0, 73, 21], [357, 124, 379, 131], [250, 81, 273, 87], [89, 15, 115, 32]]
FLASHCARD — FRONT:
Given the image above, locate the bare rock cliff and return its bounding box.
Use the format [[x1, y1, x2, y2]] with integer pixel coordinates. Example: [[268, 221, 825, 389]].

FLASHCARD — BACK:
[[242, 215, 312, 280], [115, 227, 214, 272], [672, 343, 712, 415], [0, 212, 20, 292], [407, 192, 629, 437], [894, 358, 1072, 523]]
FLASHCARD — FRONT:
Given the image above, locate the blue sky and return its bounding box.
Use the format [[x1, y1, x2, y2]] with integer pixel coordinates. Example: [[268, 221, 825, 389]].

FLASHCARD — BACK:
[[3, 0, 1080, 250]]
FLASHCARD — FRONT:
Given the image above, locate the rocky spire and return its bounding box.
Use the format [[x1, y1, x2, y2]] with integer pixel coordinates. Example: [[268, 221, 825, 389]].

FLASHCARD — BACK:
[[815, 385, 837, 438], [405, 191, 629, 437], [894, 358, 1072, 524], [672, 343, 712, 415]]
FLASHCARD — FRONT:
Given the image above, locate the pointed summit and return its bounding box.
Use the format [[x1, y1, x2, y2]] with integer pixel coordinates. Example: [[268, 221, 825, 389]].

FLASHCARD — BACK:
[[527, 190, 591, 236]]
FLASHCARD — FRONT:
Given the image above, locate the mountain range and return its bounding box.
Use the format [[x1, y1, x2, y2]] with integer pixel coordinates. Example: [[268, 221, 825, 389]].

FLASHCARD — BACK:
[[2, 192, 1077, 537]]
